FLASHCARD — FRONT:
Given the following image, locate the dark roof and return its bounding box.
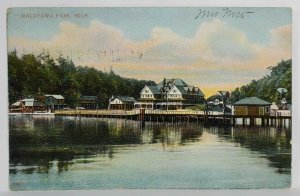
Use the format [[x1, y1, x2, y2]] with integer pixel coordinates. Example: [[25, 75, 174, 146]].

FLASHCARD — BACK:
[[33, 101, 47, 107], [207, 104, 231, 114], [207, 94, 223, 102], [233, 97, 271, 106], [44, 94, 64, 99], [218, 91, 230, 97], [147, 86, 160, 94], [81, 96, 97, 101], [278, 103, 291, 110], [115, 96, 136, 102], [197, 88, 205, 97], [157, 78, 188, 88], [175, 86, 187, 94]]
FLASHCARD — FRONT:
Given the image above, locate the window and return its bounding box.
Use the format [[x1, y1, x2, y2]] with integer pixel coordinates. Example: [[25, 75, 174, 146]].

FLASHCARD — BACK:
[[214, 99, 220, 105], [266, 106, 270, 113], [145, 90, 149, 93]]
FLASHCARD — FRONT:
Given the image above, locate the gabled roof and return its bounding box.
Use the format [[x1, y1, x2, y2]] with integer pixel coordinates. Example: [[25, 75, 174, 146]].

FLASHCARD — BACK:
[[207, 104, 223, 112], [33, 101, 47, 107], [207, 104, 232, 114], [197, 88, 205, 97], [11, 101, 22, 107], [278, 103, 291, 110], [218, 91, 230, 97], [157, 78, 188, 88], [21, 98, 34, 102], [113, 96, 136, 103], [207, 94, 223, 102], [174, 85, 187, 94], [45, 94, 65, 99], [146, 86, 160, 94], [233, 97, 271, 106], [20, 99, 46, 107]]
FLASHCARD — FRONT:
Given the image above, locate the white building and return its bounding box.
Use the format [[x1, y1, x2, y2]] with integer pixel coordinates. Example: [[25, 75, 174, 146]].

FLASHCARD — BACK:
[[134, 78, 205, 110]]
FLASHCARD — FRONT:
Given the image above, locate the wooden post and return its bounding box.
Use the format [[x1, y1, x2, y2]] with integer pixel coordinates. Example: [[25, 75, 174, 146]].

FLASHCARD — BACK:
[[250, 118, 254, 126], [261, 118, 265, 126]]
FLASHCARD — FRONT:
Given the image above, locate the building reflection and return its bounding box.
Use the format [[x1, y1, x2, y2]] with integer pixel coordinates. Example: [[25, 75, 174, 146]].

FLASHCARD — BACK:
[[213, 125, 291, 174], [9, 116, 291, 175]]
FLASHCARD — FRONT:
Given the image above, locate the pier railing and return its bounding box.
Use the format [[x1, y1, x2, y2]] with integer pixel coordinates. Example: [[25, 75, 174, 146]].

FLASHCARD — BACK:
[[55, 109, 291, 118], [55, 109, 127, 115], [145, 110, 205, 115], [55, 109, 208, 116]]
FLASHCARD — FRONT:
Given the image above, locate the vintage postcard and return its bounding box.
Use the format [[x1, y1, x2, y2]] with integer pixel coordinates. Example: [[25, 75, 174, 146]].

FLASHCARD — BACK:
[[7, 7, 292, 190]]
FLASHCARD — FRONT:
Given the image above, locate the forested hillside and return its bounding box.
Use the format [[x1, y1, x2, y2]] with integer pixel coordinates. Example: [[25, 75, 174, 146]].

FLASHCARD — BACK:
[[230, 59, 292, 104], [8, 50, 156, 108]]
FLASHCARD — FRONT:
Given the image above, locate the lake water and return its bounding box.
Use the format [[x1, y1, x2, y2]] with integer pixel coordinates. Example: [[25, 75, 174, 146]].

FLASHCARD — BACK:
[[9, 115, 291, 190]]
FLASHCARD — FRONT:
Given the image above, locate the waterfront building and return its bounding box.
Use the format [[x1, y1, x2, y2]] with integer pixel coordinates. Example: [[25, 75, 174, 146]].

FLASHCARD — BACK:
[[233, 97, 271, 116], [206, 91, 231, 114], [10, 98, 47, 113], [134, 78, 205, 110], [276, 98, 292, 116], [206, 104, 232, 115], [36, 94, 67, 110], [270, 102, 279, 116], [207, 91, 230, 105], [108, 96, 136, 110], [79, 96, 98, 109]]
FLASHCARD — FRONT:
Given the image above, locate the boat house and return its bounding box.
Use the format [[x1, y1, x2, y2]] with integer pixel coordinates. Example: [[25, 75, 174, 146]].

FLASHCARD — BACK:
[[108, 96, 136, 110], [233, 97, 271, 116]]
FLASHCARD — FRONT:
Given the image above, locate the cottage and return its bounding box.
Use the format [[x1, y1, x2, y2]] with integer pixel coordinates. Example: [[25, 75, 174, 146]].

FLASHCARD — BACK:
[[135, 78, 205, 110], [233, 97, 271, 116], [277, 98, 292, 116], [79, 96, 98, 109], [207, 91, 230, 105], [9, 101, 24, 112], [36, 94, 67, 110], [206, 91, 231, 114], [108, 96, 136, 110], [10, 98, 47, 113]]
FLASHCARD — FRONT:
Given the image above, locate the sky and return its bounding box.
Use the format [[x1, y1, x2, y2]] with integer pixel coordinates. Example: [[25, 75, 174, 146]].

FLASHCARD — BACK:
[[7, 7, 292, 96]]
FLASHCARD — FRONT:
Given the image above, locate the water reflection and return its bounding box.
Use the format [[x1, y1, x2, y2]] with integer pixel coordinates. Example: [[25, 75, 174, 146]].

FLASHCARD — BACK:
[[9, 115, 291, 177]]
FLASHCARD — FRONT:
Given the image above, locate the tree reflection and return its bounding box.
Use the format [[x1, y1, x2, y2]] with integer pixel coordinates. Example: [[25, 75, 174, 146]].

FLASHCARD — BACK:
[[215, 126, 291, 174], [9, 116, 291, 176]]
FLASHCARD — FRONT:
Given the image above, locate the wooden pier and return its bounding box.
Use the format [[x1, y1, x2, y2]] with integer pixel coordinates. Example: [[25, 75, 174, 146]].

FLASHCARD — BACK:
[[55, 109, 291, 127]]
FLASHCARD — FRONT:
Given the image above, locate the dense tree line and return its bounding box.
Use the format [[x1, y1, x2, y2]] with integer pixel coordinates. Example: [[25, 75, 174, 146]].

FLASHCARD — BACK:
[[230, 59, 292, 104], [8, 50, 156, 108]]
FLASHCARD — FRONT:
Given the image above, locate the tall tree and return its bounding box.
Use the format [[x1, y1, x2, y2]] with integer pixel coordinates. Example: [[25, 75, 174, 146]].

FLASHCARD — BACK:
[[230, 59, 292, 104]]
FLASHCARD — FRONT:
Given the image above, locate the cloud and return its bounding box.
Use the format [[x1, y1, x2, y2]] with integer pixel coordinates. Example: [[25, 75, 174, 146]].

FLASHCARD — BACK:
[[193, 19, 255, 61], [7, 19, 291, 96], [270, 24, 292, 50]]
